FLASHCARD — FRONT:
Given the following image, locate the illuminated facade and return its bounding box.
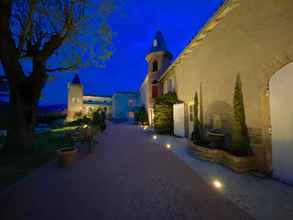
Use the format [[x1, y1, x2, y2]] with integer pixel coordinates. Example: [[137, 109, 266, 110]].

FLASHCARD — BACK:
[[67, 74, 112, 121], [140, 0, 293, 184], [140, 31, 173, 125]]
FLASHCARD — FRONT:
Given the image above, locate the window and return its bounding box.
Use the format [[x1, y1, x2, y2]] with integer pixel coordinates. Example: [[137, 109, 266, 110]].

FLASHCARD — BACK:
[[189, 105, 194, 122], [153, 39, 158, 47], [152, 60, 158, 72], [128, 99, 135, 107], [167, 78, 173, 92], [128, 112, 135, 119], [72, 97, 79, 103], [152, 86, 158, 98]]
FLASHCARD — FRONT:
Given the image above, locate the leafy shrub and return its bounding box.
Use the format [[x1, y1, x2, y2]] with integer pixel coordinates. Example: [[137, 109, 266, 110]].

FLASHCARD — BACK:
[[135, 106, 148, 124], [91, 110, 106, 132], [154, 92, 178, 135], [66, 116, 90, 127]]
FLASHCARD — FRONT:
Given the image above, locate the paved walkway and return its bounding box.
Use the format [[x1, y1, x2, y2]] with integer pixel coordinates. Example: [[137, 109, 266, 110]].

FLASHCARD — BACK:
[[152, 132, 293, 220], [0, 124, 252, 220]]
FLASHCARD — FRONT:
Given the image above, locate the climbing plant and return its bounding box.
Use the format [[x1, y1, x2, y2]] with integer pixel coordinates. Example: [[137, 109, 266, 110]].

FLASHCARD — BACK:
[[154, 92, 178, 135], [231, 74, 251, 156]]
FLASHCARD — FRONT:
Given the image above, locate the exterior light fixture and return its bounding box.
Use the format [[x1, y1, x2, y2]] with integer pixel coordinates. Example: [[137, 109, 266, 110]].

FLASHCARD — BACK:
[[144, 126, 148, 130], [213, 180, 223, 189], [83, 124, 88, 129], [153, 135, 157, 140], [166, 144, 171, 149]]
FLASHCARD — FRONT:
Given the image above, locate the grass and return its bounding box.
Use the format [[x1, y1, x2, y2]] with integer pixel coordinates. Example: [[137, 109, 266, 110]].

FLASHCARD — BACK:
[[0, 126, 79, 191]]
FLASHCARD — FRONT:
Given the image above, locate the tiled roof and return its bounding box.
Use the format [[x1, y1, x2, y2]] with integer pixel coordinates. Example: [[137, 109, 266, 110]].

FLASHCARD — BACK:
[[72, 74, 81, 84], [159, 0, 240, 81], [149, 31, 173, 59]]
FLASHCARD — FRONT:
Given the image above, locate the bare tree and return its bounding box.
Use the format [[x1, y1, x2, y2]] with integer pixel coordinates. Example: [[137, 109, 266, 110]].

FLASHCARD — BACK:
[[0, 0, 117, 152]]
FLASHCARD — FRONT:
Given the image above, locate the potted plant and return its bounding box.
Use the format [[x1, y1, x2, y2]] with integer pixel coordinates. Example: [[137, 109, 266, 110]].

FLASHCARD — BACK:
[[57, 132, 77, 168]]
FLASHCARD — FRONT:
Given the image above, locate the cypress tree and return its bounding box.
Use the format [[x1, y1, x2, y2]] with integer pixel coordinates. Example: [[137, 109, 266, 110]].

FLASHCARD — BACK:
[[232, 74, 251, 156], [191, 92, 201, 144]]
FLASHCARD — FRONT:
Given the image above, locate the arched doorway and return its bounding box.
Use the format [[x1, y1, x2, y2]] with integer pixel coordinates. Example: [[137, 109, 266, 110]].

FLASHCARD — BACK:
[[270, 62, 293, 185]]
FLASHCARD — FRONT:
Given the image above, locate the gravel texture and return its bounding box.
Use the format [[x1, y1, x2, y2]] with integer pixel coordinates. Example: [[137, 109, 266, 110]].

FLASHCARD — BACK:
[[0, 124, 252, 220]]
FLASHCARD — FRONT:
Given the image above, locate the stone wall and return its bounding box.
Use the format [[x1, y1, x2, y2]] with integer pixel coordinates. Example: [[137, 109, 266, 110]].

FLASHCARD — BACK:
[[168, 0, 293, 172]]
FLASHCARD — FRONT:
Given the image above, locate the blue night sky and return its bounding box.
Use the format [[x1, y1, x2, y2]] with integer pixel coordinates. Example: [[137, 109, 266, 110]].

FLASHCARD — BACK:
[[19, 0, 225, 105]]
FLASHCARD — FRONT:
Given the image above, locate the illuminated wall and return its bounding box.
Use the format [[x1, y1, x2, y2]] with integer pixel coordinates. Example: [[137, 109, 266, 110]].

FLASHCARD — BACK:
[[160, 0, 293, 172]]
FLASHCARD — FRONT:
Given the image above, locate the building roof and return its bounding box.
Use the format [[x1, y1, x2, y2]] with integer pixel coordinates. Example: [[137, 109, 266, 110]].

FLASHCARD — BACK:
[[71, 74, 81, 84], [83, 100, 112, 106], [149, 31, 173, 59], [114, 91, 138, 96], [159, 0, 239, 81], [84, 94, 112, 98]]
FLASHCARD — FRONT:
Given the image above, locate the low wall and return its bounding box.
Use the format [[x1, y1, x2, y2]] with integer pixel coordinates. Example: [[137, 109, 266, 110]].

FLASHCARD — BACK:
[[188, 140, 255, 173]]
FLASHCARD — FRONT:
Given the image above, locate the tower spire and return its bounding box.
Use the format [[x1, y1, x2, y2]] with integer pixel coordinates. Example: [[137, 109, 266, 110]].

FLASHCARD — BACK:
[[72, 74, 81, 84], [149, 31, 173, 59]]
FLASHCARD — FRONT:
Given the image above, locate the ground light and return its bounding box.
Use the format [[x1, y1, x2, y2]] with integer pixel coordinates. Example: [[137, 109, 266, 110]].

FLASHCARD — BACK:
[[153, 135, 157, 140], [83, 124, 88, 128], [166, 144, 171, 149], [213, 180, 223, 190]]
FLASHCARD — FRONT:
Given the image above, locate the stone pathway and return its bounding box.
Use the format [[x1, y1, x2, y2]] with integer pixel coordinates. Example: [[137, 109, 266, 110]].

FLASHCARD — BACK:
[[151, 131, 293, 220], [0, 124, 252, 220]]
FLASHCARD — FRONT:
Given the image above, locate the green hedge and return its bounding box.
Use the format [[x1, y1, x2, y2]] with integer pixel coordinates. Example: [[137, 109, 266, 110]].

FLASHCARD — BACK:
[[154, 92, 178, 135]]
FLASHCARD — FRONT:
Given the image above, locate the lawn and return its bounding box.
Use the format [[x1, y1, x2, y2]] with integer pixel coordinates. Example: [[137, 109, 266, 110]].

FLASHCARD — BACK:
[[0, 126, 78, 191]]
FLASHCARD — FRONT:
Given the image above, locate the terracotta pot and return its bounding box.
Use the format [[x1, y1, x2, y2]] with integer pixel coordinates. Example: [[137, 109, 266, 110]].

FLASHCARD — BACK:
[[57, 147, 77, 168]]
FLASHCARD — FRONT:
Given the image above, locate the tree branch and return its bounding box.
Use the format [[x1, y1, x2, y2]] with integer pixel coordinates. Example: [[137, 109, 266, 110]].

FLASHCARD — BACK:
[[0, 0, 26, 86], [17, 0, 37, 57], [46, 63, 79, 72]]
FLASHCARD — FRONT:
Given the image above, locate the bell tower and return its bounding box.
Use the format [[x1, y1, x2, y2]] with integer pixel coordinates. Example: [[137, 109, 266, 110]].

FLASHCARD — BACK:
[[145, 31, 173, 125], [67, 74, 84, 122]]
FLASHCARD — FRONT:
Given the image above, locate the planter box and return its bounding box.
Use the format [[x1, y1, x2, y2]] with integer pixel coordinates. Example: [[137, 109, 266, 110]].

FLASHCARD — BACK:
[[188, 140, 255, 173]]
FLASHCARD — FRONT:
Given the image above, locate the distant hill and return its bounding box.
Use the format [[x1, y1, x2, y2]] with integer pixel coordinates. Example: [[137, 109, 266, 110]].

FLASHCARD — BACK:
[[37, 104, 67, 116], [0, 102, 67, 128]]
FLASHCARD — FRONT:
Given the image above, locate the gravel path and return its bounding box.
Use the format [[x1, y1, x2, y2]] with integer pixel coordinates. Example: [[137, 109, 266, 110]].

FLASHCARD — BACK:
[[0, 124, 253, 220]]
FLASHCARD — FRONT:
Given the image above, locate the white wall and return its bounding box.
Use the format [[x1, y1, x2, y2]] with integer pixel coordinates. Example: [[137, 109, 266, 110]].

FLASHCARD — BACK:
[[270, 62, 293, 185]]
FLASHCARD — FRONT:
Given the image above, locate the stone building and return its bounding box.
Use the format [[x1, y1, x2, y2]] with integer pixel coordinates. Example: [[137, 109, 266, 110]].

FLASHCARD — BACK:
[[140, 31, 173, 126], [67, 74, 141, 122], [67, 74, 112, 121], [140, 0, 293, 184]]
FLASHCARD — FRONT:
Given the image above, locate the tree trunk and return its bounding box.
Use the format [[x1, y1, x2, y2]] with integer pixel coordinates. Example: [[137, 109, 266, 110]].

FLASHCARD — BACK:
[[5, 86, 37, 153]]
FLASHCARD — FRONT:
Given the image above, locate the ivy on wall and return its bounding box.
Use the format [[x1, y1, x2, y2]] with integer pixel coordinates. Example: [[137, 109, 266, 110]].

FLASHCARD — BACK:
[[154, 92, 178, 135]]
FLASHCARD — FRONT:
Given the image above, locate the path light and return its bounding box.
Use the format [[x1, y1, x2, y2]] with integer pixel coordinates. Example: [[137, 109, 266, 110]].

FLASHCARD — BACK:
[[166, 144, 171, 149], [153, 135, 157, 140], [213, 180, 223, 190], [83, 124, 88, 129]]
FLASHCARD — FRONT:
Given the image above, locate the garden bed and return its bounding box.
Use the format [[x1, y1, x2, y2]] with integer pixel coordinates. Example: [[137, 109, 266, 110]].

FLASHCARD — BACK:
[[0, 126, 79, 191], [188, 140, 255, 173]]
